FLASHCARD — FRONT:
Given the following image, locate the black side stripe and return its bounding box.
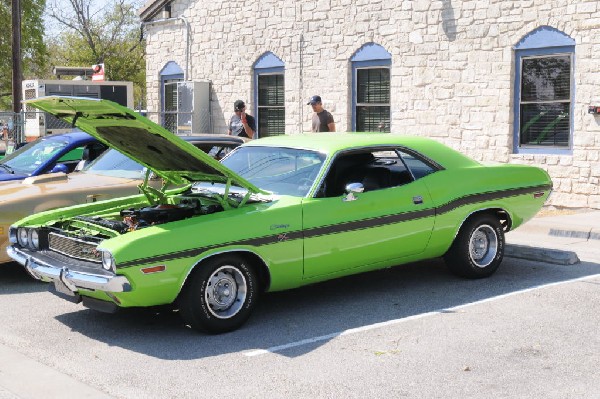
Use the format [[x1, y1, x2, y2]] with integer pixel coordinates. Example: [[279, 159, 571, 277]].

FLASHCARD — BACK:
[[303, 208, 436, 238], [117, 184, 551, 269], [436, 184, 552, 216]]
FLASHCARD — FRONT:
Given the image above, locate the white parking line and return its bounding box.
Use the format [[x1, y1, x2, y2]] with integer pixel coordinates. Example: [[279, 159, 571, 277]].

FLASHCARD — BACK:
[[244, 273, 600, 357]]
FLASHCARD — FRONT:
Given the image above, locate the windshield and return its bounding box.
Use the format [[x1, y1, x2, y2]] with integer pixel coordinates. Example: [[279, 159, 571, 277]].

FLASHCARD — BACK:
[[1, 138, 68, 174], [83, 148, 146, 178], [220, 146, 326, 196]]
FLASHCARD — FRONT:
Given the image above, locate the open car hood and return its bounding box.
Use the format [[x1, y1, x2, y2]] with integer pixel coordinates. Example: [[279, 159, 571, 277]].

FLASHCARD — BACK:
[[26, 96, 261, 193]]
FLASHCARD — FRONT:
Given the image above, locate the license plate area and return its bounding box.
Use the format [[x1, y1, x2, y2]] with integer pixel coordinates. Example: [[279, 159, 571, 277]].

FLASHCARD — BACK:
[[49, 269, 82, 303], [54, 277, 75, 297]]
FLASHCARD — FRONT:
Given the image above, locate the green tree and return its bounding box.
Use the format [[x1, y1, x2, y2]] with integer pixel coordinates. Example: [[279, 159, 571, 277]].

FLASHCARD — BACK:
[[46, 0, 146, 108], [0, 0, 48, 110]]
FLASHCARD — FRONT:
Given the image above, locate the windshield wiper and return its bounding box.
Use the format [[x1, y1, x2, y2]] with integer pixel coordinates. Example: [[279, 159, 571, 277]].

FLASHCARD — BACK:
[[0, 164, 14, 174]]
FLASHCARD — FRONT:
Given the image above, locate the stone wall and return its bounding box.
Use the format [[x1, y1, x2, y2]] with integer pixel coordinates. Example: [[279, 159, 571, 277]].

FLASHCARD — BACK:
[[143, 0, 600, 209]]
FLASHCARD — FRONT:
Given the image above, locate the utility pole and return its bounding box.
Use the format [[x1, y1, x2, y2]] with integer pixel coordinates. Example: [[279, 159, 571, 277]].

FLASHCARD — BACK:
[[12, 0, 22, 113]]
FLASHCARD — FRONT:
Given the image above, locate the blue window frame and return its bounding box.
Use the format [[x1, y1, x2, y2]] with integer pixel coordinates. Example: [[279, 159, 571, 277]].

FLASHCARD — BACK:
[[351, 43, 392, 132], [513, 26, 575, 154], [254, 52, 285, 138], [160, 62, 184, 133]]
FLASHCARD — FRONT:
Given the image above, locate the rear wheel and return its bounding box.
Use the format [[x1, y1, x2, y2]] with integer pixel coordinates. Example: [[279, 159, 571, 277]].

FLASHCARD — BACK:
[[179, 254, 258, 333], [444, 214, 505, 279]]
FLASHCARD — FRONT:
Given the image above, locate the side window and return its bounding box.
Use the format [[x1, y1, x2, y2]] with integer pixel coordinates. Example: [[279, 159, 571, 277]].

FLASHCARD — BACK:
[[57, 146, 84, 163], [318, 147, 439, 198], [198, 145, 235, 160], [318, 149, 409, 198], [397, 149, 437, 179]]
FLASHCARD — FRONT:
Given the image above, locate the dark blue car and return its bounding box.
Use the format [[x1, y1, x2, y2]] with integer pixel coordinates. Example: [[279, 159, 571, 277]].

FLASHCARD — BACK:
[[0, 131, 106, 182]]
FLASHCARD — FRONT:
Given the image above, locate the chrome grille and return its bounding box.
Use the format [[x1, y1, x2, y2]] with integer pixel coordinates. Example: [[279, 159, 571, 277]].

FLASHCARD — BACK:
[[48, 233, 102, 263]]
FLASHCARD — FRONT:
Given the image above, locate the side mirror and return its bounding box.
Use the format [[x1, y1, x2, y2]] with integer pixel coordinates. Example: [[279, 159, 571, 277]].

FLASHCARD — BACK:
[[343, 182, 364, 202], [50, 163, 69, 174], [345, 182, 364, 194]]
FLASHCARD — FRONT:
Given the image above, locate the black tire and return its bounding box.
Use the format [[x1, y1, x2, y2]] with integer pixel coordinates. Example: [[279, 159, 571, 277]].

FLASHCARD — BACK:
[[444, 213, 505, 279], [178, 254, 258, 334]]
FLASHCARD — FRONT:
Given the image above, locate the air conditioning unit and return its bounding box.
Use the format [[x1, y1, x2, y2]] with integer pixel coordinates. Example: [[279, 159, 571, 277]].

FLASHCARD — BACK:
[[22, 79, 134, 139], [163, 81, 211, 135]]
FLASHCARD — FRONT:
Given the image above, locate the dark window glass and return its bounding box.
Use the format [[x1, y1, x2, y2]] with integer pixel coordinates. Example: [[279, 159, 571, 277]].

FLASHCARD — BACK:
[[397, 149, 437, 179], [258, 108, 285, 137], [521, 56, 570, 102], [520, 103, 570, 147], [519, 55, 571, 148], [163, 80, 182, 134], [357, 68, 390, 104], [258, 75, 284, 106], [356, 106, 390, 132], [355, 68, 390, 132], [257, 74, 285, 138]]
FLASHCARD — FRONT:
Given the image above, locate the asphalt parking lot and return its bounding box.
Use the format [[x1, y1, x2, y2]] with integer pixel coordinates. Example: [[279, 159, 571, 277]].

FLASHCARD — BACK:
[[1, 237, 600, 398]]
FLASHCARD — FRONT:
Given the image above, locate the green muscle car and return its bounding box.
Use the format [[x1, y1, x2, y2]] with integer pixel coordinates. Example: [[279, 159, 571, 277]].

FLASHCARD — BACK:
[[8, 97, 552, 334]]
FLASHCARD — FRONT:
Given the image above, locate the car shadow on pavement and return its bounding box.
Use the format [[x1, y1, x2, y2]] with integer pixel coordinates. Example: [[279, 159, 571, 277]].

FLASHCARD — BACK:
[[54, 255, 600, 360], [0, 261, 48, 295]]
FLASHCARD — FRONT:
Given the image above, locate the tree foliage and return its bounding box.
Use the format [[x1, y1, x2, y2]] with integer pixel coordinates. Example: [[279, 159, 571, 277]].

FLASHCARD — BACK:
[[0, 0, 48, 110], [46, 0, 146, 108]]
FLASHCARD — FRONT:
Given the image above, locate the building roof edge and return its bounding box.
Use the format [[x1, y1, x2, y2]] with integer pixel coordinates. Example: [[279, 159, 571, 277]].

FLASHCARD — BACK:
[[138, 0, 170, 21]]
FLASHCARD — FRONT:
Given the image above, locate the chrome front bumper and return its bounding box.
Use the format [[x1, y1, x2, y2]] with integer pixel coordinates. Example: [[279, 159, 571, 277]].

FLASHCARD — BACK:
[[7, 246, 132, 293]]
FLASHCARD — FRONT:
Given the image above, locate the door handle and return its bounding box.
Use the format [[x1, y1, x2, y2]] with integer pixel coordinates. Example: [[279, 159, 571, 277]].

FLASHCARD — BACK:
[[413, 195, 423, 205]]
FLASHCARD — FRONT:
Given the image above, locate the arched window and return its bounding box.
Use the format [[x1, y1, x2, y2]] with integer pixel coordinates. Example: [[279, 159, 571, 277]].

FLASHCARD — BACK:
[[160, 61, 184, 133], [254, 52, 285, 138], [351, 43, 392, 132], [513, 26, 575, 154]]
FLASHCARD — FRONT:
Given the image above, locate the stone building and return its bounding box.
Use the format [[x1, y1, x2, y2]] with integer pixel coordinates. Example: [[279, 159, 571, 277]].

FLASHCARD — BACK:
[[139, 0, 600, 209]]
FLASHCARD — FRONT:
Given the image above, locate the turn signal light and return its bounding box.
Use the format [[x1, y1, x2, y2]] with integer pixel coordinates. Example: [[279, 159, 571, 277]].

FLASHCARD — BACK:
[[141, 265, 166, 274]]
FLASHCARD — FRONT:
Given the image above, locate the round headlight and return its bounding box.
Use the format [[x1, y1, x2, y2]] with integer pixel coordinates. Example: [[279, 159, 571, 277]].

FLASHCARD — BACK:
[[8, 226, 18, 244], [28, 229, 40, 249], [101, 251, 115, 272], [17, 228, 29, 247]]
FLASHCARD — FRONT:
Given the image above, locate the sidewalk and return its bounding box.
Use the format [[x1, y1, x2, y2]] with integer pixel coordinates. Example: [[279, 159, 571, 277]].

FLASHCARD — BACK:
[[515, 208, 600, 240], [506, 208, 600, 265]]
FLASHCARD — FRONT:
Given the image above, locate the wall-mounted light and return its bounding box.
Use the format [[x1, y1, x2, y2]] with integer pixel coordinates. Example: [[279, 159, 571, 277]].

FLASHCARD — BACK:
[[162, 4, 171, 19]]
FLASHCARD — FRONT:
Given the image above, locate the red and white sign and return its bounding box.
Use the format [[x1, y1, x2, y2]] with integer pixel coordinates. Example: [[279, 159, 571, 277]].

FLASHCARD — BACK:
[[92, 63, 105, 81]]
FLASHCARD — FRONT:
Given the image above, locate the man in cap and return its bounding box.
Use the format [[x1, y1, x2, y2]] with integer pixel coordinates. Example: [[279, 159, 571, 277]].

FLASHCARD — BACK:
[[307, 95, 335, 132], [228, 99, 256, 139]]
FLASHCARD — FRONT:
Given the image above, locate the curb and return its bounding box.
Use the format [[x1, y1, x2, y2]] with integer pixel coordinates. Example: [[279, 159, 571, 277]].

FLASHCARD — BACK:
[[516, 210, 600, 242], [549, 228, 600, 240], [505, 244, 580, 265]]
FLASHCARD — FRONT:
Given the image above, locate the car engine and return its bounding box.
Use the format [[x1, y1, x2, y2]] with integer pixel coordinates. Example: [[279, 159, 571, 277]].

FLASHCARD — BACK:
[[72, 197, 223, 235]]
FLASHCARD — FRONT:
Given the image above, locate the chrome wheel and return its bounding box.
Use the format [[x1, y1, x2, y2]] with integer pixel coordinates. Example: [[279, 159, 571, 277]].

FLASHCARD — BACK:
[[469, 224, 498, 268], [205, 265, 247, 319]]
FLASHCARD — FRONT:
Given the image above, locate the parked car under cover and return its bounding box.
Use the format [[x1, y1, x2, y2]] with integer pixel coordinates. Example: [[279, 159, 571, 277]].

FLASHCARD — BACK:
[[0, 134, 245, 264], [8, 97, 552, 334], [0, 131, 105, 182]]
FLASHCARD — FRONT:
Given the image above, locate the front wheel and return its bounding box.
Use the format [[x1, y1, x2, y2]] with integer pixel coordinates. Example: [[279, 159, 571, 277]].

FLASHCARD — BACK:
[[444, 214, 505, 279], [178, 254, 258, 333]]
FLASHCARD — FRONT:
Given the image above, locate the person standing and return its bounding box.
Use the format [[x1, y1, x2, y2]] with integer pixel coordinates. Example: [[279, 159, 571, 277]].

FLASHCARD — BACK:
[[307, 95, 335, 132], [228, 100, 256, 139]]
